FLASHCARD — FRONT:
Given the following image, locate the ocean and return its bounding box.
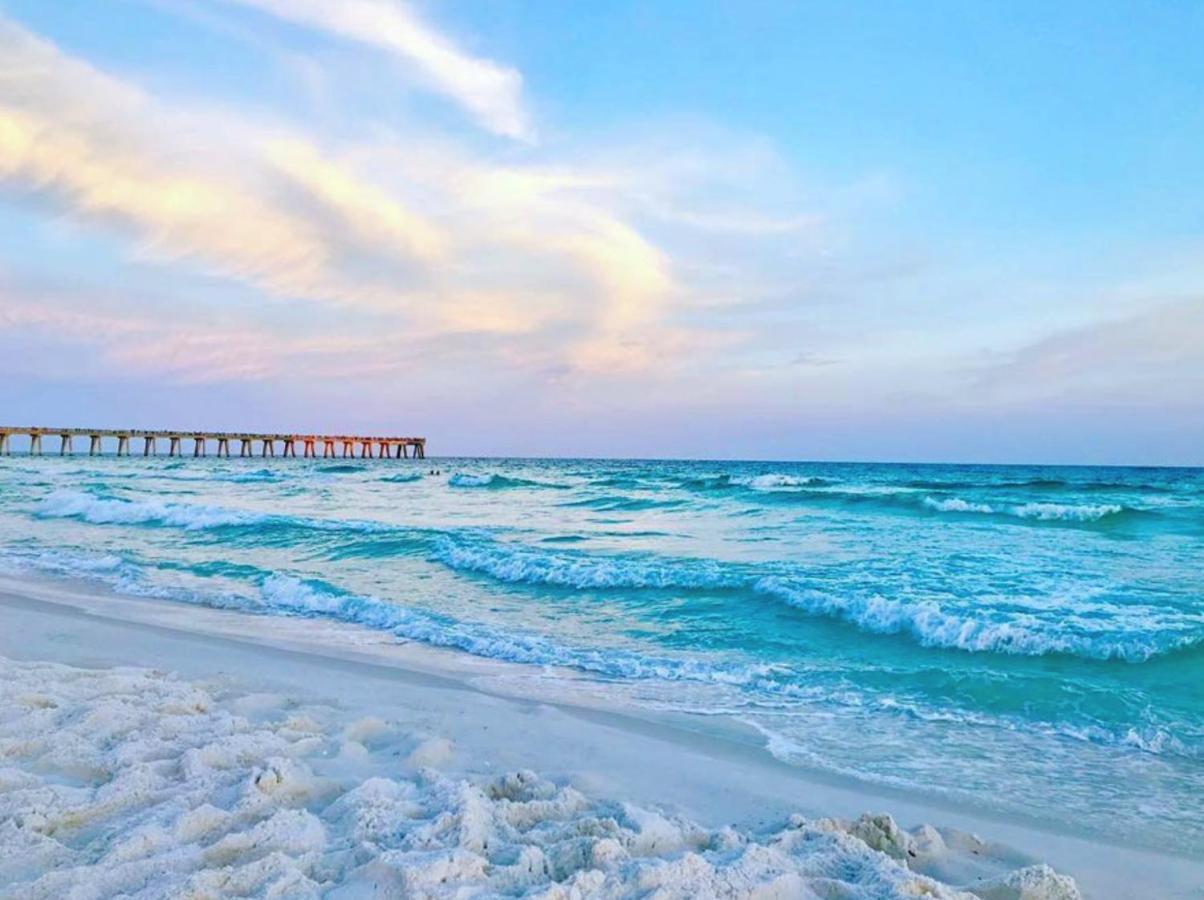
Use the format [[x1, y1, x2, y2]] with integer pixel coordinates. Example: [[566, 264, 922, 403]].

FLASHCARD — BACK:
[[1, 456, 1201, 854]]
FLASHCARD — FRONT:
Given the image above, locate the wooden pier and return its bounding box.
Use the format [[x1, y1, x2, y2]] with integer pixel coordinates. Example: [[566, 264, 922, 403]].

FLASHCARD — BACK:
[[0, 427, 425, 459]]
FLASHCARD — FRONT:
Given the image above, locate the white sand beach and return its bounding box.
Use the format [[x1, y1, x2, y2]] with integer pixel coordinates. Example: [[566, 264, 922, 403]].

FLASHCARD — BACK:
[[2, 574, 1199, 899]]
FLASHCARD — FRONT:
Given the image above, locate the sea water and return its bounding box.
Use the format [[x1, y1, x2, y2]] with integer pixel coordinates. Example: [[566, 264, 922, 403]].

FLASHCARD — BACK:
[[1, 456, 1201, 854]]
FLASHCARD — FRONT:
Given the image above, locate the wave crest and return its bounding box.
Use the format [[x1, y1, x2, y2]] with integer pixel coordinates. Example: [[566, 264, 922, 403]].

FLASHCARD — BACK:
[[430, 537, 1201, 662], [448, 473, 562, 489], [922, 496, 1126, 522], [752, 577, 1203, 662], [39, 490, 258, 531], [432, 538, 739, 591]]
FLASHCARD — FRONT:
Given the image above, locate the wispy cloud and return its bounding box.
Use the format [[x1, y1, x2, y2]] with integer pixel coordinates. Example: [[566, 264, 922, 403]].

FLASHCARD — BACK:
[[974, 297, 1204, 404], [264, 138, 447, 263], [0, 9, 835, 396], [0, 21, 356, 306], [219, 0, 532, 140]]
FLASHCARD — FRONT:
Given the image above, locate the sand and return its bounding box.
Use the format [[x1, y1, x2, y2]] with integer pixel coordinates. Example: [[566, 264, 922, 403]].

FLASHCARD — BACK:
[[1, 574, 1200, 898]]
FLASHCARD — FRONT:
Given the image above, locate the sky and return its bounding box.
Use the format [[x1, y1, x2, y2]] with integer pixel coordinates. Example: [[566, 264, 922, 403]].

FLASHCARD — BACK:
[[0, 0, 1201, 464]]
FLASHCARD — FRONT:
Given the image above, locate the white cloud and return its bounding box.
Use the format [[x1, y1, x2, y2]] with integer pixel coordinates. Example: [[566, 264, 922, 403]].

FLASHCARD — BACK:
[[220, 0, 532, 140]]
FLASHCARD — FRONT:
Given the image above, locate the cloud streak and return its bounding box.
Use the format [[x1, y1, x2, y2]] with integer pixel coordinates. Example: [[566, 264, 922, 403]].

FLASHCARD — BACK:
[[974, 298, 1204, 404], [220, 0, 532, 140]]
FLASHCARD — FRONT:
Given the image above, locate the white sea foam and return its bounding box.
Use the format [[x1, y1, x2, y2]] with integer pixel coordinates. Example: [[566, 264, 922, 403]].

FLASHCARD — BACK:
[[732, 473, 825, 490], [432, 538, 740, 591], [35, 489, 399, 536], [1009, 502, 1124, 521], [38, 490, 260, 530], [923, 496, 994, 514], [923, 495, 1126, 522], [752, 577, 1200, 661], [255, 574, 779, 687], [431, 538, 1203, 661], [0, 654, 1081, 899]]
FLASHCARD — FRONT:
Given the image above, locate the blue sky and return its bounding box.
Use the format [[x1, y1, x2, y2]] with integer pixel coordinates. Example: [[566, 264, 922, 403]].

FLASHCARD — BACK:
[[0, 0, 1201, 463]]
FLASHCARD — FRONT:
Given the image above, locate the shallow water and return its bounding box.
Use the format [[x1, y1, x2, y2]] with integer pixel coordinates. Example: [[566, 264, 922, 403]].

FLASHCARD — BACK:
[[2, 456, 1201, 852]]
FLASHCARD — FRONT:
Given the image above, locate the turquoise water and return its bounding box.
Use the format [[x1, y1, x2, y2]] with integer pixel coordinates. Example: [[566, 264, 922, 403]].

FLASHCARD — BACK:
[[1, 457, 1201, 852]]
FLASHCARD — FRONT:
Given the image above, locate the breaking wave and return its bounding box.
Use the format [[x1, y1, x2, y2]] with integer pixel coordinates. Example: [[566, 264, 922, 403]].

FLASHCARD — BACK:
[[682, 473, 832, 492], [751, 577, 1204, 663], [429, 538, 1203, 662], [35, 489, 399, 538], [38, 490, 261, 531], [922, 496, 1129, 522], [432, 538, 742, 591], [30, 487, 1198, 662]]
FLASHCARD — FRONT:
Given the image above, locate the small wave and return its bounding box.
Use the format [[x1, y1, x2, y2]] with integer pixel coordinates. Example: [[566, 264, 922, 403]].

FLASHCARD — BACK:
[[432, 538, 741, 591], [225, 468, 284, 483], [380, 473, 423, 483], [682, 473, 830, 492], [448, 473, 564, 489], [923, 496, 1127, 522], [316, 464, 364, 474], [1011, 501, 1125, 521], [907, 476, 1184, 494], [0, 543, 779, 688], [753, 576, 1202, 662], [35, 489, 401, 538], [171, 468, 286, 484], [586, 475, 651, 489], [251, 574, 775, 686], [38, 490, 260, 530], [725, 486, 1140, 526], [733, 474, 831, 490], [921, 497, 994, 515], [907, 478, 1067, 491], [449, 473, 504, 488], [431, 536, 1202, 662], [560, 495, 685, 512]]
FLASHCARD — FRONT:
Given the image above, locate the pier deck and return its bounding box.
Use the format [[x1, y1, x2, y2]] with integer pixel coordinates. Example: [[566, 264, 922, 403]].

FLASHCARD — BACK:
[[0, 427, 425, 459]]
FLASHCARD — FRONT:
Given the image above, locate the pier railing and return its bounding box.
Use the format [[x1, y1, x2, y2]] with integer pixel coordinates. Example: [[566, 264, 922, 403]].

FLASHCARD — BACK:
[[0, 427, 425, 459]]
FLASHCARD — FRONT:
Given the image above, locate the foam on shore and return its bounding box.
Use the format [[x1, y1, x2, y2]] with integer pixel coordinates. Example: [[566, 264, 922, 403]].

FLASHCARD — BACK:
[[0, 653, 1079, 899]]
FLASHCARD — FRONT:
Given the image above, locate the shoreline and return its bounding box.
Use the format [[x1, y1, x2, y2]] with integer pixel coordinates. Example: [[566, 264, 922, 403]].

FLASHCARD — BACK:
[[1, 573, 1201, 897]]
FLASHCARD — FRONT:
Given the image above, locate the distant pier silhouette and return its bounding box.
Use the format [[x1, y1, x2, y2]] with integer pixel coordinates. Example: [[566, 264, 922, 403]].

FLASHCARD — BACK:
[[0, 427, 425, 459]]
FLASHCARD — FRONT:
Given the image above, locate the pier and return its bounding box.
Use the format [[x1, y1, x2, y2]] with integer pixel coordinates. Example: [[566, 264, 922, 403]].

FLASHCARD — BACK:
[[0, 427, 425, 459]]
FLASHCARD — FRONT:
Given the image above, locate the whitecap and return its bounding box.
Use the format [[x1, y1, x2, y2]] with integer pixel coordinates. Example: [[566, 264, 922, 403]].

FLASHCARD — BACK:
[[38, 490, 259, 530]]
